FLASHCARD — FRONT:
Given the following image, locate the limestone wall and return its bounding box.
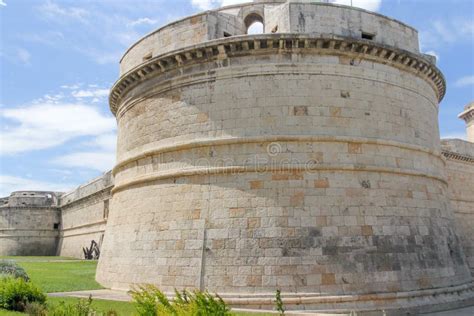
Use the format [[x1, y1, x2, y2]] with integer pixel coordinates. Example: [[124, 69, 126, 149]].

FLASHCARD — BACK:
[[442, 139, 474, 274], [57, 172, 113, 258], [99, 1, 474, 303], [0, 192, 61, 256]]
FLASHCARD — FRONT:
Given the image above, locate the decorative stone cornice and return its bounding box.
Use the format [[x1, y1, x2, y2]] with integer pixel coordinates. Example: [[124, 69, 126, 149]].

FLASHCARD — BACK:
[[109, 34, 446, 115], [459, 103, 474, 123], [442, 150, 474, 163]]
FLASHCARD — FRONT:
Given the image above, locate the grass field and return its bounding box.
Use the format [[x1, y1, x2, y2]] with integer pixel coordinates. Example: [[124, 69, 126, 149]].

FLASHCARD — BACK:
[[0, 256, 274, 315], [1, 256, 103, 293]]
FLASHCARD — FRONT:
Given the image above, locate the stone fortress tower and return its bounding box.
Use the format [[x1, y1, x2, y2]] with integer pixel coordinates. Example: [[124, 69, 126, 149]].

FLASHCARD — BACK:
[[1, 0, 473, 313], [93, 0, 474, 312]]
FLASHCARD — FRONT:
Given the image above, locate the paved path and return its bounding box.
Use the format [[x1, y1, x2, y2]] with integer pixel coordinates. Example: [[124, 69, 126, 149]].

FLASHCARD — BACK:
[[49, 289, 474, 315]]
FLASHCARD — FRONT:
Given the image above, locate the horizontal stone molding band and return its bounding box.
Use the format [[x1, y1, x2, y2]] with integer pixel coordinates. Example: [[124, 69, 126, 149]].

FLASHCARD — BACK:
[[111, 163, 447, 195], [61, 220, 107, 232], [221, 282, 474, 312], [60, 229, 106, 238], [113, 135, 446, 175], [0, 229, 58, 232], [109, 34, 445, 114]]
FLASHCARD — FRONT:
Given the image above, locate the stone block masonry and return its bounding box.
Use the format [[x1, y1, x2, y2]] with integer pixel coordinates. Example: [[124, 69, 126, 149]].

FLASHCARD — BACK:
[[1, 0, 473, 313], [98, 0, 473, 313]]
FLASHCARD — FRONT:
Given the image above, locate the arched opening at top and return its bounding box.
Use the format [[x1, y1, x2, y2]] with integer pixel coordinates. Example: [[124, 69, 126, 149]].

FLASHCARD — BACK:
[[244, 13, 264, 34]]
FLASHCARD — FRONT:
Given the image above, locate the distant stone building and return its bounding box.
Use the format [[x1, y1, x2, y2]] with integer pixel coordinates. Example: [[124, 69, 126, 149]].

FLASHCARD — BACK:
[[1, 1, 473, 313]]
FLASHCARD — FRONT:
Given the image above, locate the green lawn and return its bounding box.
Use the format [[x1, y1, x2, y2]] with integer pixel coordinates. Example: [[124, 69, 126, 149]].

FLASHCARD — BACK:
[[0, 310, 24, 316], [0, 257, 274, 315], [1, 256, 103, 293]]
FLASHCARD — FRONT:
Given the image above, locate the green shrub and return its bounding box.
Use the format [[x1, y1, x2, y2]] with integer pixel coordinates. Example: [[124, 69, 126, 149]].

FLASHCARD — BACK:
[[0, 260, 30, 281], [130, 285, 231, 316], [46, 296, 118, 316], [0, 277, 46, 312], [274, 289, 285, 315]]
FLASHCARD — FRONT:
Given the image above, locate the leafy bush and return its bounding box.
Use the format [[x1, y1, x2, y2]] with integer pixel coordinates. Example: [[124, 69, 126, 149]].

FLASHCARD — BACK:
[[46, 296, 118, 316], [130, 285, 231, 316], [0, 260, 30, 281], [0, 277, 46, 312]]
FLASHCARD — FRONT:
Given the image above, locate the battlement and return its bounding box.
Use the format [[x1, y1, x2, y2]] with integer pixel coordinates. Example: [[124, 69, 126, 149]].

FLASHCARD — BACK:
[[59, 171, 113, 207], [119, 0, 420, 75]]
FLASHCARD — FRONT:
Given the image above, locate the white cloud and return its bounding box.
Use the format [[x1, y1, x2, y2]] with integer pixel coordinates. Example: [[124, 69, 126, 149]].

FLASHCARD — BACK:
[[0, 175, 76, 197], [191, 0, 249, 10], [0, 103, 115, 155], [248, 22, 263, 34], [85, 134, 117, 151], [454, 75, 474, 88], [72, 88, 109, 99], [38, 0, 89, 24], [191, 0, 215, 10], [19, 31, 64, 46], [53, 152, 115, 172], [331, 0, 381, 12], [128, 17, 158, 27], [53, 133, 117, 172], [61, 84, 81, 90], [16, 48, 31, 65], [222, 0, 251, 6], [420, 18, 474, 49], [0, 0, 6, 7]]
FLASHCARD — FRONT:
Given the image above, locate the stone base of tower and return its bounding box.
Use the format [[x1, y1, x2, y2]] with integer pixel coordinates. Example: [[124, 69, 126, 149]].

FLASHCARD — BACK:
[[221, 282, 474, 314]]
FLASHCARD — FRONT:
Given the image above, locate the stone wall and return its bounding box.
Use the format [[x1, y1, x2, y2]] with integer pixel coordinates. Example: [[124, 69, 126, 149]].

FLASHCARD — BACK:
[[442, 139, 474, 274], [0, 192, 61, 256], [57, 172, 113, 258]]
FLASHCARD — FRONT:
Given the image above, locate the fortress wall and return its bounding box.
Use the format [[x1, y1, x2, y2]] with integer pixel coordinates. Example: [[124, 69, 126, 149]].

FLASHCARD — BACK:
[[0, 192, 60, 256], [57, 172, 113, 258], [442, 139, 474, 273]]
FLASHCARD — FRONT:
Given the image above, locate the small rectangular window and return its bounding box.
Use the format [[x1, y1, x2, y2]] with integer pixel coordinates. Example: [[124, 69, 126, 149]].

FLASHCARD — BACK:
[[361, 32, 375, 40], [223, 32, 232, 37], [103, 200, 110, 219], [53, 223, 60, 229]]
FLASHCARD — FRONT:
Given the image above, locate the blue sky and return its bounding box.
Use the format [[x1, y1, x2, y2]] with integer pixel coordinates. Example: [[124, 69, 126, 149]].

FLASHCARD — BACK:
[[0, 0, 473, 196]]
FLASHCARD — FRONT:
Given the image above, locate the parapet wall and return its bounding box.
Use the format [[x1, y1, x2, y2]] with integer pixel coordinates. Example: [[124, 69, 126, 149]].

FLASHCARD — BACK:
[[57, 171, 113, 258], [119, 0, 419, 75]]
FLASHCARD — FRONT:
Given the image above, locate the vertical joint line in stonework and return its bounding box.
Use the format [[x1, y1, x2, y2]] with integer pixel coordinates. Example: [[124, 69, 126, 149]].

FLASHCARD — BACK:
[[199, 173, 211, 291], [199, 226, 207, 291]]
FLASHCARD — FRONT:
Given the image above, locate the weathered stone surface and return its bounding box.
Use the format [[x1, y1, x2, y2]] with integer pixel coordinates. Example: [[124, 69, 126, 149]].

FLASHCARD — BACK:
[[1, 0, 473, 313], [0, 192, 60, 256], [96, 0, 472, 312]]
